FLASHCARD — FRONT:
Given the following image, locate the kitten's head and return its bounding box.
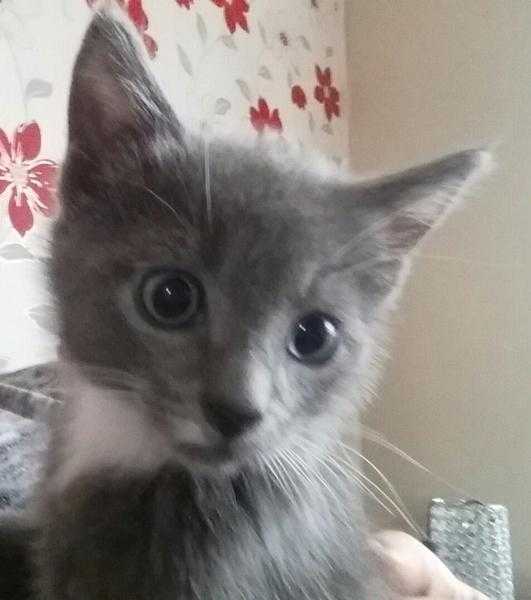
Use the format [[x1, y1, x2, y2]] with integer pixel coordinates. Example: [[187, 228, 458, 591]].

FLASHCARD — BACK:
[[52, 12, 488, 475]]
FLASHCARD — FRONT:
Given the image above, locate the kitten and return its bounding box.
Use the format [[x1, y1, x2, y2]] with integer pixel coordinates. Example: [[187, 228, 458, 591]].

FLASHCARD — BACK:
[[2, 8, 489, 600]]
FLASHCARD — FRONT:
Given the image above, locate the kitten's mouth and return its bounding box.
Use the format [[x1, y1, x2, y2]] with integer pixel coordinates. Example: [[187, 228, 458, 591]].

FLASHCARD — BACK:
[[177, 441, 236, 466], [176, 439, 263, 474]]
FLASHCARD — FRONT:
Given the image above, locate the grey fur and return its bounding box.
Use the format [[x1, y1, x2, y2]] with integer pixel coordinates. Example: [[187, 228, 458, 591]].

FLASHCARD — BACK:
[[2, 10, 488, 600]]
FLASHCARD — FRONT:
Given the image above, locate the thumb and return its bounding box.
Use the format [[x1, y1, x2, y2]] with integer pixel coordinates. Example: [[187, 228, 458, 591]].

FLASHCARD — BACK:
[[369, 531, 490, 599], [369, 531, 433, 596]]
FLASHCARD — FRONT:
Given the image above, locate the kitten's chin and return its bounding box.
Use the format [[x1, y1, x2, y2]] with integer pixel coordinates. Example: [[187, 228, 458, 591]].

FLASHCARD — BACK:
[[175, 441, 263, 476]]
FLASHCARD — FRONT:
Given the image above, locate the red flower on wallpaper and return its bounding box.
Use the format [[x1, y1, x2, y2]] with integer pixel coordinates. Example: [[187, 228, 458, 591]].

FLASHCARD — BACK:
[[86, 0, 158, 58], [250, 98, 283, 133], [314, 65, 340, 121], [211, 0, 249, 34], [291, 85, 307, 110], [0, 122, 58, 237], [175, 0, 194, 8]]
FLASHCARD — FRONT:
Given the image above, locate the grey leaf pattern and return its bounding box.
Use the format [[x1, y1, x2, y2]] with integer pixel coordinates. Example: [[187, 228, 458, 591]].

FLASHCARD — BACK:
[[177, 44, 193, 77], [236, 79, 252, 102], [0, 244, 34, 260], [287, 71, 294, 88], [196, 14, 208, 44], [221, 35, 237, 50], [308, 111, 315, 132], [299, 35, 311, 51], [258, 21, 268, 46], [214, 98, 231, 115], [322, 123, 333, 135], [28, 305, 57, 335], [326, 46, 334, 58], [24, 79, 52, 101], [294, 66, 301, 77], [258, 65, 272, 80]]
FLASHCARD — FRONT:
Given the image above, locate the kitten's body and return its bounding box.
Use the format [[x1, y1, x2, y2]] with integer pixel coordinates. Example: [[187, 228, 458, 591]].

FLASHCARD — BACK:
[[37, 442, 376, 599], [0, 8, 488, 600]]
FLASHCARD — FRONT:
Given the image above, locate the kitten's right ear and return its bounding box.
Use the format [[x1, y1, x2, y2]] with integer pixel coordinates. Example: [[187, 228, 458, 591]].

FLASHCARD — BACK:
[[68, 9, 179, 156]]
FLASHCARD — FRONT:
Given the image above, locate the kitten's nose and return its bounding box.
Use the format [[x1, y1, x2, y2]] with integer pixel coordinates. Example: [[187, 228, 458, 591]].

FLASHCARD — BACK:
[[203, 396, 262, 439]]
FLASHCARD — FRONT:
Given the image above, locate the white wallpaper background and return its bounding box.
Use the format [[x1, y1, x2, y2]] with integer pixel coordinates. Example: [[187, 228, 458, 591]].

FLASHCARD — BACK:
[[0, 0, 350, 373]]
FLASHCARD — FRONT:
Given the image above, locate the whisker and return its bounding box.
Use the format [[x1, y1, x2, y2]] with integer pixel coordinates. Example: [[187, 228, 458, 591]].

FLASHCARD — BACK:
[[360, 426, 473, 498], [203, 136, 213, 230], [418, 252, 522, 270], [336, 442, 423, 537], [285, 446, 352, 523], [326, 457, 395, 517], [337, 441, 419, 519], [293, 439, 396, 519], [266, 454, 293, 500], [143, 185, 193, 234], [283, 449, 314, 487], [300, 436, 423, 534], [275, 450, 305, 505]]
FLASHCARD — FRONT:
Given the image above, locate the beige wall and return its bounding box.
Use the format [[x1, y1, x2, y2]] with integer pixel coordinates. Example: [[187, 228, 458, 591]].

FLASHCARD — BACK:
[[345, 1, 530, 597]]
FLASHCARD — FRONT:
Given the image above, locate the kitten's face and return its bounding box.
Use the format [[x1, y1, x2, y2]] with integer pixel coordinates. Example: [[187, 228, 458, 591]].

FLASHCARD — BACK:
[[52, 12, 485, 474]]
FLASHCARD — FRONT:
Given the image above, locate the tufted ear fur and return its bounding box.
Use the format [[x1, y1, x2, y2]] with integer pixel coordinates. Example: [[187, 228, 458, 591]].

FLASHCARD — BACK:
[[60, 9, 186, 220], [356, 150, 490, 252], [66, 9, 181, 168], [332, 149, 491, 310]]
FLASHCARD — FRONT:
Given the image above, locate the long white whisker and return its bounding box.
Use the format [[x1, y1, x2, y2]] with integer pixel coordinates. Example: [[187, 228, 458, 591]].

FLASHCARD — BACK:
[[337, 442, 423, 536], [337, 441, 420, 521], [265, 455, 290, 498], [143, 186, 192, 233], [284, 448, 316, 487], [203, 136, 212, 230], [328, 460, 395, 517], [360, 426, 473, 498], [275, 450, 305, 505], [293, 439, 396, 519], [271, 453, 299, 504], [300, 437, 423, 534], [419, 252, 521, 270], [285, 447, 351, 524]]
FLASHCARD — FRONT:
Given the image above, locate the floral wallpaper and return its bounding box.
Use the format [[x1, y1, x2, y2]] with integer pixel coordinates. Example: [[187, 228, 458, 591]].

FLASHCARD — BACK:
[[0, 0, 349, 372]]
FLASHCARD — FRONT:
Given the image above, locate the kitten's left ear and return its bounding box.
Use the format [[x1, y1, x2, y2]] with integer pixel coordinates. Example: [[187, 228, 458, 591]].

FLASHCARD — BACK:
[[335, 149, 491, 306], [354, 149, 491, 254]]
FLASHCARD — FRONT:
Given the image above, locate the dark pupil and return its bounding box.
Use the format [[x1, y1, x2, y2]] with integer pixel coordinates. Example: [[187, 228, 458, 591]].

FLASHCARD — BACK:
[[152, 277, 193, 320], [294, 314, 328, 355]]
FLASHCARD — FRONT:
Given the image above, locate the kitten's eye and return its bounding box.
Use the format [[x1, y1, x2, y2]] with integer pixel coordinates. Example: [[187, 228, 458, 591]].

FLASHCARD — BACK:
[[288, 311, 340, 364], [138, 270, 203, 329]]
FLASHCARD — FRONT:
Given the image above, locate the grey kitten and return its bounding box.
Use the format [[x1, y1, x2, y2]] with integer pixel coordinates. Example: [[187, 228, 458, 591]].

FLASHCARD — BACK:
[[2, 9, 488, 600]]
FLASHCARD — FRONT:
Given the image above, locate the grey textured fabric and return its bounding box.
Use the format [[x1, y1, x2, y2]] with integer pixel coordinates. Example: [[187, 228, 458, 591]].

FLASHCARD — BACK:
[[0, 364, 58, 420], [0, 365, 54, 514], [0, 412, 47, 513]]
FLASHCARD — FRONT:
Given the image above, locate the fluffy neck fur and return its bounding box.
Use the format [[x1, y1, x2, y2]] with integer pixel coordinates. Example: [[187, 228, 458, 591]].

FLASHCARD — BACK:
[[38, 379, 381, 600]]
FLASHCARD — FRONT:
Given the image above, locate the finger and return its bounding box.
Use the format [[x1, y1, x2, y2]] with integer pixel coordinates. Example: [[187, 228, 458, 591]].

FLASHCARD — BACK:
[[371, 531, 490, 599], [369, 532, 431, 596]]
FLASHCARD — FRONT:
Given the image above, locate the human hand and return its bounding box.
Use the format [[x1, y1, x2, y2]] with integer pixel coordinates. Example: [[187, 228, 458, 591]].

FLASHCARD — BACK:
[[370, 530, 489, 599]]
